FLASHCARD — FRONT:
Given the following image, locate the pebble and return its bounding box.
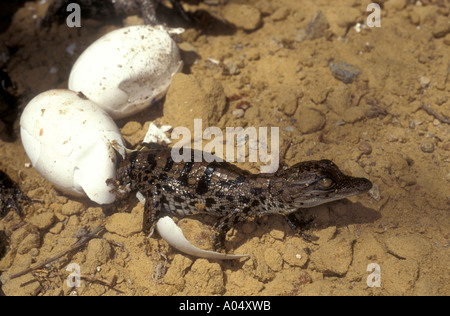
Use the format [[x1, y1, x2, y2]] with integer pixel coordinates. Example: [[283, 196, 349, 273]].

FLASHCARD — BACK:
[[419, 76, 431, 88], [254, 0, 273, 16], [223, 3, 262, 31], [385, 0, 407, 11], [282, 243, 308, 268], [368, 182, 381, 201], [85, 238, 112, 271], [28, 211, 55, 230], [164, 254, 193, 291], [432, 15, 450, 38], [420, 141, 434, 153], [444, 33, 450, 46], [358, 141, 373, 155], [163, 74, 226, 132], [295, 107, 326, 134], [310, 237, 353, 276], [329, 61, 361, 84], [61, 200, 85, 216], [224, 60, 240, 75], [232, 109, 245, 118], [184, 259, 224, 295], [343, 106, 365, 123], [277, 86, 299, 116], [264, 248, 283, 272], [271, 7, 290, 21], [17, 231, 40, 254], [304, 10, 329, 40], [105, 212, 143, 237], [384, 234, 430, 261]]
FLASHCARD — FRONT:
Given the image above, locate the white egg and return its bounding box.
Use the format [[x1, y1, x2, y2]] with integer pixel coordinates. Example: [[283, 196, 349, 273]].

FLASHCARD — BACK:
[[20, 89, 126, 204], [68, 25, 183, 119]]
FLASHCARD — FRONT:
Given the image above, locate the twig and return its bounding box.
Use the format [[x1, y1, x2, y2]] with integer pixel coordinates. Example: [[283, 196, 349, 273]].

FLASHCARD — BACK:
[[422, 104, 450, 124], [8, 225, 105, 280]]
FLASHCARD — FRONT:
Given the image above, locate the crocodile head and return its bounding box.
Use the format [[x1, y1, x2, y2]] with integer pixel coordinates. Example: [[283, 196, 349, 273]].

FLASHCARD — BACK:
[[271, 159, 372, 211]]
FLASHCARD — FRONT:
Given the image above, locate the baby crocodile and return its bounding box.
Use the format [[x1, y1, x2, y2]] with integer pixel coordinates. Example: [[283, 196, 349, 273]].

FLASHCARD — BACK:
[[115, 143, 372, 249]]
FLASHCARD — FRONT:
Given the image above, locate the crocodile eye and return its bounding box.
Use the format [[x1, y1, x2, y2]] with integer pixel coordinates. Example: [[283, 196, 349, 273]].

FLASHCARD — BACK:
[[319, 177, 333, 188]]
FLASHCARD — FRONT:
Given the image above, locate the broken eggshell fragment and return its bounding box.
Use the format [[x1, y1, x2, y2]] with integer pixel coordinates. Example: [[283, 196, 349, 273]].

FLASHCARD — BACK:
[[156, 216, 249, 260], [68, 25, 183, 119], [20, 89, 126, 204]]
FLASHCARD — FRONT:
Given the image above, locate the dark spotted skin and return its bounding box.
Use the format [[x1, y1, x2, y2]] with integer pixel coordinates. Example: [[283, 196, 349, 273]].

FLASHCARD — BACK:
[[116, 143, 372, 250], [0, 170, 28, 219]]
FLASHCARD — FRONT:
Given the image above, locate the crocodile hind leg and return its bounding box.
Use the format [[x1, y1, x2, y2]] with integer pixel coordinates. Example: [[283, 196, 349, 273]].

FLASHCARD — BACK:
[[212, 209, 242, 251]]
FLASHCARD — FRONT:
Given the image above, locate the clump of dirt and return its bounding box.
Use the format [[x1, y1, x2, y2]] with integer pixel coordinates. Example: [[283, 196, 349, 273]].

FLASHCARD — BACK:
[[0, 0, 449, 296]]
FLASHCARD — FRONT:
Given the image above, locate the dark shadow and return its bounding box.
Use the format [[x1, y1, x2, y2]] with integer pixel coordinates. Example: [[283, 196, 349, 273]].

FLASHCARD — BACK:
[[0, 69, 19, 142], [157, 4, 236, 37], [229, 200, 380, 250]]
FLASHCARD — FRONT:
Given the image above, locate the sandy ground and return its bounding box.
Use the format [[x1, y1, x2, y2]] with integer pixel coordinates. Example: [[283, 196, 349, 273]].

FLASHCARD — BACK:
[[0, 0, 449, 296]]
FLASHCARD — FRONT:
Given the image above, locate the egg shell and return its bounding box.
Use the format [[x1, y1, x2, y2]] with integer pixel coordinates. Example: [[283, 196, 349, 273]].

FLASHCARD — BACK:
[[156, 216, 249, 260], [68, 25, 183, 119], [20, 89, 125, 204]]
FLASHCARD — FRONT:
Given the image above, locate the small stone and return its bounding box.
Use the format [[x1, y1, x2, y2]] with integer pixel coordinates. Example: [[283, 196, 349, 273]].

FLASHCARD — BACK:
[[401, 174, 417, 186], [432, 15, 450, 38], [264, 248, 283, 272], [304, 10, 329, 40], [254, 0, 274, 16], [384, 234, 430, 261], [105, 212, 143, 237], [420, 141, 434, 153], [224, 59, 240, 75], [164, 254, 193, 291], [223, 3, 261, 31], [419, 76, 431, 88], [17, 231, 40, 254], [163, 74, 227, 132], [358, 141, 372, 155], [343, 106, 365, 123], [28, 212, 55, 230], [368, 182, 381, 201], [121, 121, 141, 136], [385, 0, 407, 11], [310, 237, 353, 276], [61, 200, 85, 216], [184, 259, 224, 295], [85, 238, 112, 273], [444, 33, 450, 46], [271, 7, 290, 21], [232, 109, 245, 118], [329, 61, 361, 84], [295, 107, 326, 134], [277, 86, 299, 116], [283, 243, 308, 268]]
